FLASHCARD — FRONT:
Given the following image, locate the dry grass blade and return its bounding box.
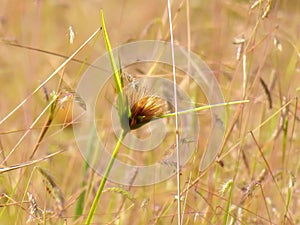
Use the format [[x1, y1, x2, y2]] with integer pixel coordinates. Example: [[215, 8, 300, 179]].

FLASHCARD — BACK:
[[29, 93, 59, 160], [0, 150, 65, 174]]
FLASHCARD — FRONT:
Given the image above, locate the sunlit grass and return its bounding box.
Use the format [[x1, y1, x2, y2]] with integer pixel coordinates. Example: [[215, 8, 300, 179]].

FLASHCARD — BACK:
[[0, 0, 299, 224]]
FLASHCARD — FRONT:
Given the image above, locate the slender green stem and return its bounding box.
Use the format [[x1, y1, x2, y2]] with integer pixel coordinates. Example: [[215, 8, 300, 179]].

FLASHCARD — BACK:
[[85, 129, 127, 225], [160, 100, 249, 118]]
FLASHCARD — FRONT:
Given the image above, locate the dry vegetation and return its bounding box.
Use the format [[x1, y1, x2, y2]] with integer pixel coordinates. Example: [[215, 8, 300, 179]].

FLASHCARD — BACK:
[[0, 0, 299, 224]]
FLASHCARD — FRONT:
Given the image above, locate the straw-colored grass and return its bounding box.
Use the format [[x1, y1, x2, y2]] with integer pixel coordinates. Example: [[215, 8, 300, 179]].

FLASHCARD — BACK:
[[0, 0, 299, 224]]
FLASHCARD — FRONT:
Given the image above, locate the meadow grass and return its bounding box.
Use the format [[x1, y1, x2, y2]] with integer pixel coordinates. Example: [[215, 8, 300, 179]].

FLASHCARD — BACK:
[[0, 0, 299, 224]]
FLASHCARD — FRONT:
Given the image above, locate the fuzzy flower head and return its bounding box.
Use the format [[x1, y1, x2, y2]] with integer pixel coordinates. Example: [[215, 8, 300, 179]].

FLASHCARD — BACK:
[[119, 80, 169, 131], [129, 94, 168, 130]]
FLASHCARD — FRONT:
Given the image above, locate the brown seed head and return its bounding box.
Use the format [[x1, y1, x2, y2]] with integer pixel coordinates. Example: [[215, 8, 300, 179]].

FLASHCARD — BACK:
[[119, 77, 169, 131], [129, 95, 168, 130]]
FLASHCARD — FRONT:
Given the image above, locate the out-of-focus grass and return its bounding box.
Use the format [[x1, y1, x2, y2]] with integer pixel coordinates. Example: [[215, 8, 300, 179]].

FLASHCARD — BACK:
[[0, 0, 299, 224]]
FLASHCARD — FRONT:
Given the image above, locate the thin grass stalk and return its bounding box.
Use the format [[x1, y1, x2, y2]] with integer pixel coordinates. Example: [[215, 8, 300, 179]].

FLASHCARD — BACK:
[[282, 115, 288, 168], [0, 150, 65, 175], [242, 50, 247, 99], [29, 93, 59, 159], [258, 184, 272, 224], [2, 41, 100, 70], [167, 1, 181, 224], [161, 100, 249, 118], [85, 129, 126, 225]]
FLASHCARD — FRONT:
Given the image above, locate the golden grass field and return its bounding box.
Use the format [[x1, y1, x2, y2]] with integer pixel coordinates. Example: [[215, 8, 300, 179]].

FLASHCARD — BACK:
[[0, 0, 299, 224]]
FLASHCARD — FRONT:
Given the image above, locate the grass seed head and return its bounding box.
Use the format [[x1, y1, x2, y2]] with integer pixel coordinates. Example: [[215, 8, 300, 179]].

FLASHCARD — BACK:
[[119, 79, 169, 131], [37, 167, 65, 217], [27, 192, 42, 223], [129, 95, 168, 130]]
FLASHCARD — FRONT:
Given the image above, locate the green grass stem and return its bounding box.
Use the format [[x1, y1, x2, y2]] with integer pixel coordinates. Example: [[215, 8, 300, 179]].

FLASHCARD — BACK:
[[85, 129, 127, 225], [160, 100, 249, 118]]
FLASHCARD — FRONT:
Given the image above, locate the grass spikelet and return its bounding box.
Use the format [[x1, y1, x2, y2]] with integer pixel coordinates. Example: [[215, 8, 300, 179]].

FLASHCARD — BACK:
[[250, 0, 263, 9], [26, 192, 42, 223], [250, 0, 272, 18], [130, 96, 167, 126], [259, 77, 272, 109], [240, 180, 259, 205], [261, 0, 272, 18], [68, 25, 76, 44], [103, 187, 136, 203], [240, 169, 267, 206], [233, 36, 245, 61], [222, 179, 234, 225], [273, 35, 282, 52], [37, 167, 65, 217], [219, 179, 233, 196]]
